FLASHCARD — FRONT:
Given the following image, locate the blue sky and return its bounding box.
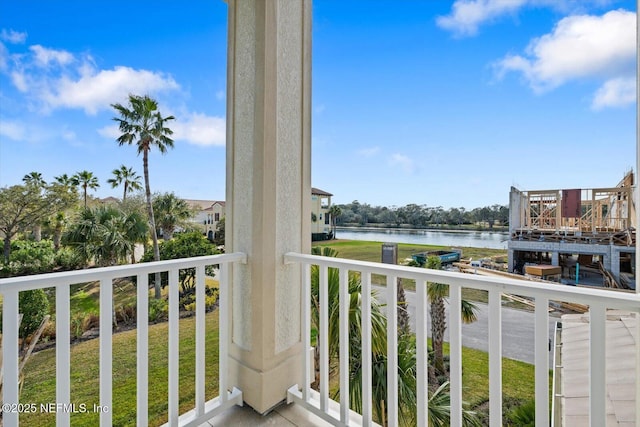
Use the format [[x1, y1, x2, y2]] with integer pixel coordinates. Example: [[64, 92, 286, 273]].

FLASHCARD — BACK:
[[0, 0, 636, 209]]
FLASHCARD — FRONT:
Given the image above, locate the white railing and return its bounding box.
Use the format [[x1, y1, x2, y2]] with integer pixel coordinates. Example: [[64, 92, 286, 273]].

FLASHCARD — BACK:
[[284, 252, 640, 427], [0, 252, 246, 427]]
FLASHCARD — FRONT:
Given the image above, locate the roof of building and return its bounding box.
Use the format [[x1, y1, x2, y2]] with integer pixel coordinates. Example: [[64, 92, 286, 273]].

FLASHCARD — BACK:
[[311, 187, 333, 197], [557, 311, 637, 426], [184, 199, 226, 210]]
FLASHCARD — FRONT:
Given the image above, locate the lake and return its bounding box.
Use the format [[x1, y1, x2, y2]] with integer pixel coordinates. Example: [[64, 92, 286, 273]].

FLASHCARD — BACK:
[[335, 227, 509, 249]]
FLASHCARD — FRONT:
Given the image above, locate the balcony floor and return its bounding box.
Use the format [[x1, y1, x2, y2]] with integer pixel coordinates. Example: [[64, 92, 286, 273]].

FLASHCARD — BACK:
[[202, 402, 333, 427]]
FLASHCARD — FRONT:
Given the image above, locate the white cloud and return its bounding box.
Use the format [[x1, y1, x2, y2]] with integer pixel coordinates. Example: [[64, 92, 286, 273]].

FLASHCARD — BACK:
[[172, 112, 226, 146], [357, 146, 380, 157], [591, 77, 636, 110], [0, 119, 25, 140], [98, 124, 120, 140], [494, 9, 636, 108], [437, 0, 616, 37], [389, 153, 416, 173], [43, 66, 180, 115], [30, 45, 74, 68], [437, 0, 527, 37], [495, 10, 635, 91], [0, 29, 27, 44]]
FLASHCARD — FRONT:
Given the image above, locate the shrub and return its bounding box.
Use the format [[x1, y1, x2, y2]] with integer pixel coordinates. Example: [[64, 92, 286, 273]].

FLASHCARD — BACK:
[[19, 289, 50, 342], [149, 298, 168, 323]]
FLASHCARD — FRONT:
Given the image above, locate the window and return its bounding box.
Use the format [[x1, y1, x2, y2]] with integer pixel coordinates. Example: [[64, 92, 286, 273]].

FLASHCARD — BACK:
[[215, 213, 220, 221]]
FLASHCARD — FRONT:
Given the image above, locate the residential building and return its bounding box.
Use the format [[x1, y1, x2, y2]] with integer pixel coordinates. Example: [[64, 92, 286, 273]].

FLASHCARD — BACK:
[[311, 187, 332, 240], [186, 199, 226, 241]]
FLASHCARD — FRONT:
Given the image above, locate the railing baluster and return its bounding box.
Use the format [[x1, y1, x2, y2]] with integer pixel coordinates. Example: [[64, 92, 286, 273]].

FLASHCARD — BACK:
[[449, 284, 462, 426], [219, 261, 230, 403], [339, 267, 350, 424], [56, 284, 71, 426], [362, 271, 373, 426], [535, 296, 550, 427], [301, 262, 311, 402], [590, 304, 606, 426], [386, 275, 398, 427], [416, 280, 428, 427], [195, 265, 206, 415], [100, 278, 113, 426], [2, 289, 20, 427], [488, 289, 502, 426], [136, 273, 149, 427], [319, 265, 329, 412], [168, 268, 179, 425]]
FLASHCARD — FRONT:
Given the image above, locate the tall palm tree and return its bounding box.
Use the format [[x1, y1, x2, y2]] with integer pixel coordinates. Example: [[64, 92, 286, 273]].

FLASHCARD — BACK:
[[112, 94, 175, 299], [425, 256, 478, 376], [22, 171, 46, 188], [153, 192, 193, 240], [107, 165, 142, 202], [72, 170, 100, 209]]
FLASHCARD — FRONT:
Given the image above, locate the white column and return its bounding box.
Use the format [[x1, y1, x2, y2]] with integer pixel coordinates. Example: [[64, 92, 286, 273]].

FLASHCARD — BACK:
[[225, 0, 312, 413]]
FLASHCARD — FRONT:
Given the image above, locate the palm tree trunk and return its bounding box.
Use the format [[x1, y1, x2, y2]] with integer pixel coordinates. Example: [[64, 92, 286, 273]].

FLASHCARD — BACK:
[[123, 182, 128, 202], [143, 149, 162, 299], [431, 296, 446, 375]]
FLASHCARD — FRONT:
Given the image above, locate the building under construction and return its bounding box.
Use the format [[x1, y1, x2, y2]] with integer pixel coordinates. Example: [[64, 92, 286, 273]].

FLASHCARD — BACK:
[[508, 171, 636, 290]]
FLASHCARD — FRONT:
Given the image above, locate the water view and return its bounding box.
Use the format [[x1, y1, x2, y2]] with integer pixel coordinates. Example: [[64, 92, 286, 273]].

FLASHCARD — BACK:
[[335, 227, 509, 249]]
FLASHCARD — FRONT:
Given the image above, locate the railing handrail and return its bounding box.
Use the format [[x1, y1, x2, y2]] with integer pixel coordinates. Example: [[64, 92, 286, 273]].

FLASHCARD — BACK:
[[0, 252, 247, 292], [284, 252, 640, 310]]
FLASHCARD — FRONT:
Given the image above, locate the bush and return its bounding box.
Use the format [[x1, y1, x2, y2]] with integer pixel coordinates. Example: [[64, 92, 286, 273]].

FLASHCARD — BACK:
[[54, 248, 83, 271], [19, 289, 50, 341], [149, 298, 169, 323]]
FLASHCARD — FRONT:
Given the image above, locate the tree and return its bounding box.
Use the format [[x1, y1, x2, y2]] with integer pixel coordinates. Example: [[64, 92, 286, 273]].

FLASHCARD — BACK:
[[0, 184, 75, 261], [152, 192, 193, 241], [112, 94, 175, 299], [107, 165, 142, 202], [213, 217, 225, 246], [328, 204, 341, 239], [22, 172, 47, 240], [63, 205, 147, 267], [141, 232, 219, 308], [425, 256, 478, 376], [72, 170, 100, 209]]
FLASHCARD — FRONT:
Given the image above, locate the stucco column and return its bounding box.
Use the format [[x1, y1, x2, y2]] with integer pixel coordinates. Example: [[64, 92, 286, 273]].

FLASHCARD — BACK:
[[225, 0, 312, 413]]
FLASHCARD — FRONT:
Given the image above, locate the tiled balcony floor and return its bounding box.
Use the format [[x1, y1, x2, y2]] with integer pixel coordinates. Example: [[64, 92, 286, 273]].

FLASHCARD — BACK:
[[201, 402, 334, 427]]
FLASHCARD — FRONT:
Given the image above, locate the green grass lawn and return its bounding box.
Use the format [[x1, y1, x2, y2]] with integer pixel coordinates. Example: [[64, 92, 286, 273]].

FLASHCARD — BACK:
[[19, 312, 221, 427], [312, 239, 505, 302]]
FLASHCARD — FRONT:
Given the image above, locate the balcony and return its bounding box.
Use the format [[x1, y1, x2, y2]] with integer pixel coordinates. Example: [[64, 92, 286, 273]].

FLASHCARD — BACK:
[[2, 252, 638, 426]]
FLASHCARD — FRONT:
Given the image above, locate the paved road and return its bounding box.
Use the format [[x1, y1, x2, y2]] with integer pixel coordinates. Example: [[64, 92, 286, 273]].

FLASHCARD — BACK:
[[372, 285, 559, 364]]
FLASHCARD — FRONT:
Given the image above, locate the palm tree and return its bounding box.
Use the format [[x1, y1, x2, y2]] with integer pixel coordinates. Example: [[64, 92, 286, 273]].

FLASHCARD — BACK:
[[72, 170, 100, 209], [427, 381, 482, 426], [328, 204, 342, 239], [107, 165, 142, 202], [425, 256, 478, 376], [22, 171, 46, 188], [152, 192, 193, 240], [112, 94, 175, 299], [53, 173, 75, 187]]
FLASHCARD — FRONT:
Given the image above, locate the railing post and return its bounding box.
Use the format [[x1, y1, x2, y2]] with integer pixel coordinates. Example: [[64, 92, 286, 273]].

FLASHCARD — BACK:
[[449, 284, 463, 426], [488, 289, 502, 426], [339, 267, 350, 424], [416, 280, 429, 427], [386, 275, 398, 427], [56, 284, 71, 426], [99, 278, 113, 427], [362, 271, 373, 426], [1, 289, 20, 427], [589, 304, 606, 426], [136, 273, 149, 427], [535, 297, 550, 426]]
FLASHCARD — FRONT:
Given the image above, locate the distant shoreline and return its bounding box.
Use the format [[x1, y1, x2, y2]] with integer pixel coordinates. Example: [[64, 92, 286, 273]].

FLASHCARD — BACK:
[[336, 225, 509, 234]]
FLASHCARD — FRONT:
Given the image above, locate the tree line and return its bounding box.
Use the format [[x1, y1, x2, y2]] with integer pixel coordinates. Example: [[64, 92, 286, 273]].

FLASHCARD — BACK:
[[334, 200, 509, 230]]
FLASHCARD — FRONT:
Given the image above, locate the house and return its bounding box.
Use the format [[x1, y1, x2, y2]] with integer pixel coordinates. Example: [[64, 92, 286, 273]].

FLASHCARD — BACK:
[[508, 171, 636, 289], [187, 189, 333, 243], [311, 187, 332, 240], [0, 2, 637, 426], [186, 199, 226, 241]]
